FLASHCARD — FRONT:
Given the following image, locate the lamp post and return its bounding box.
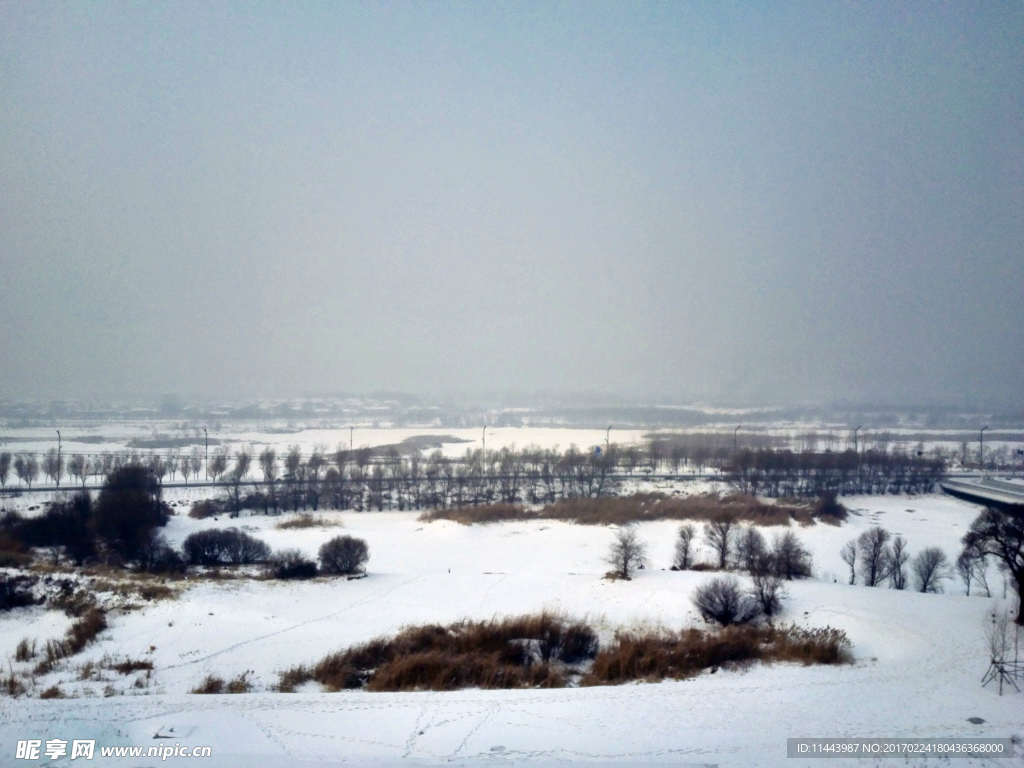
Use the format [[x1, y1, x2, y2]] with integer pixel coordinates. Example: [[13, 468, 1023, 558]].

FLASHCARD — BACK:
[[350, 426, 354, 453], [203, 428, 208, 481], [606, 425, 612, 452], [980, 425, 989, 475], [56, 430, 61, 488]]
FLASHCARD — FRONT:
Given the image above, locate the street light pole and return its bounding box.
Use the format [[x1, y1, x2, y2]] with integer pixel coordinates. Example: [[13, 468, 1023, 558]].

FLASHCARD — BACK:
[[481, 424, 487, 468], [854, 426, 862, 454], [734, 425, 740, 454], [350, 426, 354, 453], [204, 428, 209, 481], [606, 425, 612, 452], [56, 430, 61, 488], [980, 425, 989, 475]]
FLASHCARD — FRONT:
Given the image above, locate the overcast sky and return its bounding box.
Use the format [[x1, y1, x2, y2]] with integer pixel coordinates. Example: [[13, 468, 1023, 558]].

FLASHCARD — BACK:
[[1, 2, 1021, 407]]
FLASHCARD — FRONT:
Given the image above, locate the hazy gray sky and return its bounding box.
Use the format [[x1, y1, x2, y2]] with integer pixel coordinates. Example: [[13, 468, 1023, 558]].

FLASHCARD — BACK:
[[2, 2, 1022, 406]]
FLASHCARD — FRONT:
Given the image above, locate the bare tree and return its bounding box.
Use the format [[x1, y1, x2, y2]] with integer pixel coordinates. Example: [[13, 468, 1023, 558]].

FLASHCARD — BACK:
[[179, 454, 192, 486], [886, 535, 910, 590], [148, 453, 167, 485], [704, 513, 737, 569], [857, 526, 891, 587], [166, 452, 180, 483], [736, 526, 767, 574], [962, 506, 1024, 623], [232, 447, 252, 481], [259, 448, 279, 514], [208, 448, 228, 482], [912, 547, 951, 593], [14, 453, 38, 489], [42, 447, 64, 487], [771, 530, 813, 580], [605, 526, 648, 579], [189, 446, 203, 481], [674, 523, 697, 569], [841, 539, 858, 585], [750, 569, 786, 617], [0, 452, 9, 489], [67, 454, 88, 488]]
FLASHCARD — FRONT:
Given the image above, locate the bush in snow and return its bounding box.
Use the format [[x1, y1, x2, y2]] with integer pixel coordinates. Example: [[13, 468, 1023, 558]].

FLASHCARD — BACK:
[[692, 576, 761, 626], [318, 536, 369, 576], [267, 549, 318, 580], [182, 528, 270, 566]]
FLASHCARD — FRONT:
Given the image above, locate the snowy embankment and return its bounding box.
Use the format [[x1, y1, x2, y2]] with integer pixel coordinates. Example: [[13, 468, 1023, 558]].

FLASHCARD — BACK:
[[1, 492, 1021, 767]]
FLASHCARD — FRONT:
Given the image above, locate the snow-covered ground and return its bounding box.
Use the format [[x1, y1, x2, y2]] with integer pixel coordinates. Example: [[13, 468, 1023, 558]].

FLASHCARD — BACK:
[[1, 488, 1021, 767]]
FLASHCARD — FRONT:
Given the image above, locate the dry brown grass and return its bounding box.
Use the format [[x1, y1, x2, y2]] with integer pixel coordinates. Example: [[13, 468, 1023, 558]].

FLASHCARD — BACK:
[[191, 674, 224, 694], [15, 638, 36, 661], [418, 503, 536, 525], [540, 493, 811, 526], [39, 685, 65, 699], [110, 658, 153, 675], [278, 612, 597, 692], [33, 607, 108, 674], [276, 514, 344, 530], [191, 671, 252, 694], [581, 624, 852, 686], [421, 494, 813, 527]]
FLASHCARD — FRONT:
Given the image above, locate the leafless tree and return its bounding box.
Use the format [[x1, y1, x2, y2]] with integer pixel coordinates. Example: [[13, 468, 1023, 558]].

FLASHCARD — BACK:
[[67, 454, 88, 487], [42, 447, 63, 487], [957, 546, 982, 596], [886, 535, 910, 590], [858, 526, 891, 587], [912, 547, 951, 593], [704, 513, 737, 570], [771, 529, 813, 580], [605, 526, 648, 579], [736, 526, 767, 574], [750, 569, 786, 617], [14, 453, 38, 489], [166, 452, 180, 482], [674, 523, 697, 569], [840, 539, 857, 584], [259, 448, 279, 514], [962, 506, 1024, 623], [0, 452, 10, 489], [232, 447, 252, 481], [189, 446, 203, 481], [179, 454, 192, 486], [148, 453, 167, 485], [208, 448, 228, 482]]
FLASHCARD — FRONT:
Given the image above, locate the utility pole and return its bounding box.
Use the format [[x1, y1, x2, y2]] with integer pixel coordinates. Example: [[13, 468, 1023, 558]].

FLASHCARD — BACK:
[[204, 428, 209, 481], [56, 430, 61, 488], [980, 425, 989, 476]]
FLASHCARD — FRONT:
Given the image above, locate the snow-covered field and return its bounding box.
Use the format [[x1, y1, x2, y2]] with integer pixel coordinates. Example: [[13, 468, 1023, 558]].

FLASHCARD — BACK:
[[1, 487, 1021, 767]]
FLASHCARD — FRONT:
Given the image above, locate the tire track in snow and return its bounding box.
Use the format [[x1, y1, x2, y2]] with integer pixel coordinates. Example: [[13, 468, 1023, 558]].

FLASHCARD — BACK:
[[161, 575, 421, 670]]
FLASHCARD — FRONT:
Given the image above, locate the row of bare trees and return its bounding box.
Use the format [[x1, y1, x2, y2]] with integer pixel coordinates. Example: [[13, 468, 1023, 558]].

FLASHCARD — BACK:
[[727, 448, 945, 497]]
